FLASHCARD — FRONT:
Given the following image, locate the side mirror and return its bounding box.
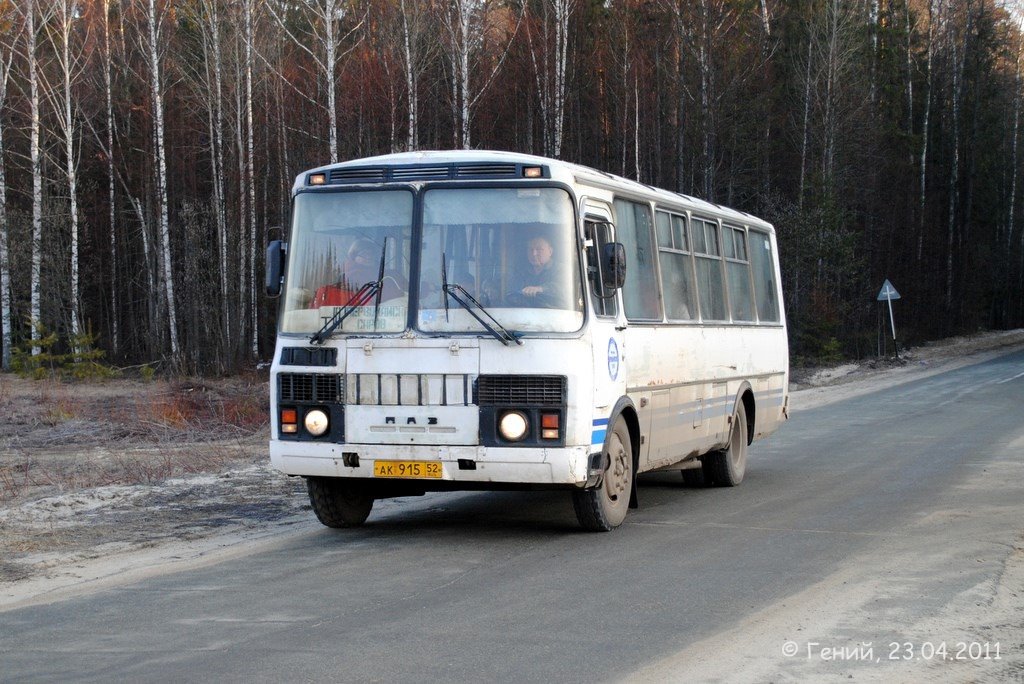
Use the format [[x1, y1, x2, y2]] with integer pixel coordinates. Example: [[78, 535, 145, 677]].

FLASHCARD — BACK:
[[602, 242, 626, 290], [265, 240, 287, 297]]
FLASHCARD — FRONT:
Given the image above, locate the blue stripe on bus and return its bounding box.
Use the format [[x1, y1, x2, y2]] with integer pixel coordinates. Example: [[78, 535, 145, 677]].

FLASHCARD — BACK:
[[592, 418, 609, 445]]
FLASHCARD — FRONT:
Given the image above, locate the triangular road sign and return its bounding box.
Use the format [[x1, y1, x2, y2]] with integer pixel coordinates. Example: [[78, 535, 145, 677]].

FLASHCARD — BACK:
[[877, 279, 901, 301]]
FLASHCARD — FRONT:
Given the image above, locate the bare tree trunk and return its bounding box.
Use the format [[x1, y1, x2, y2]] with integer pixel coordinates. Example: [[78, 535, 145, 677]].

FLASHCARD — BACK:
[[1010, 36, 1021, 253], [524, 12, 550, 154], [634, 71, 641, 181], [0, 39, 13, 370], [103, 0, 118, 354], [27, 0, 43, 355], [946, 3, 968, 309], [526, 0, 573, 158], [441, 0, 523, 151], [146, 0, 180, 358], [822, 0, 839, 187], [869, 0, 879, 104], [265, 0, 364, 164], [50, 0, 83, 345], [325, 0, 339, 162], [400, 0, 419, 150], [459, 1, 471, 149], [244, 0, 258, 358], [799, 37, 812, 209], [1010, 32, 1022, 313], [552, 0, 572, 157], [198, 0, 229, 351], [698, 0, 714, 200], [128, 194, 156, 319], [919, 0, 936, 262], [236, 50, 248, 357], [671, 2, 686, 193], [904, 0, 914, 162]]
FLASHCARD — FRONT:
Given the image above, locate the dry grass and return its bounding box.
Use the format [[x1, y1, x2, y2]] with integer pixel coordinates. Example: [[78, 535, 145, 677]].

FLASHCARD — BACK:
[[0, 375, 269, 505]]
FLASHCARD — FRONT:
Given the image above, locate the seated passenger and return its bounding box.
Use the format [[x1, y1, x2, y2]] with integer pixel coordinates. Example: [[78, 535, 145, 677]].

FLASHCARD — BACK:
[[311, 238, 404, 308]]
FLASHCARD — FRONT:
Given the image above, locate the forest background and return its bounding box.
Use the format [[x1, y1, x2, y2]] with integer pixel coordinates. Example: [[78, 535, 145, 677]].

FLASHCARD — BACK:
[[0, 0, 1022, 374]]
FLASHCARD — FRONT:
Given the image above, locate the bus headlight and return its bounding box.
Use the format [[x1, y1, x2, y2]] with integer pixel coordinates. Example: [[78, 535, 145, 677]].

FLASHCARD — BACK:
[[498, 411, 529, 442], [304, 409, 330, 437]]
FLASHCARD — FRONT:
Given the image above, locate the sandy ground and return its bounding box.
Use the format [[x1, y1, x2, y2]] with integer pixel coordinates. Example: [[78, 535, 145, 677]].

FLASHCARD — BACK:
[[2, 330, 1023, 677]]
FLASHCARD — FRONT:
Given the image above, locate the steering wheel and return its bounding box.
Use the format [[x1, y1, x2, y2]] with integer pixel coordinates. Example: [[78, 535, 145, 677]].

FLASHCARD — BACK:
[[504, 287, 557, 308]]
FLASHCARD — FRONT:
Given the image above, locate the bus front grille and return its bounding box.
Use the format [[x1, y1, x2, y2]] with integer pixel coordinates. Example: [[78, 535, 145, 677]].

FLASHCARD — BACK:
[[278, 373, 345, 403], [347, 374, 475, 406], [475, 375, 566, 407]]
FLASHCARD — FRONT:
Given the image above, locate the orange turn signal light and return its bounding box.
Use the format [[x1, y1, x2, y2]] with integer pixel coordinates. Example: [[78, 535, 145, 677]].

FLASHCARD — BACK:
[[541, 412, 559, 439], [281, 408, 298, 434]]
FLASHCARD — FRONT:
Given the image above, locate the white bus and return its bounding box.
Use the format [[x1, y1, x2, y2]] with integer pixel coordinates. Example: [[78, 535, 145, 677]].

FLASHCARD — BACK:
[[266, 150, 788, 531]]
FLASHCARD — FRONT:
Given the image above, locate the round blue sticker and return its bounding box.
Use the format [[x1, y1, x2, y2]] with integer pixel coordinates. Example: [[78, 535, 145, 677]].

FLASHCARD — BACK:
[[607, 338, 619, 381]]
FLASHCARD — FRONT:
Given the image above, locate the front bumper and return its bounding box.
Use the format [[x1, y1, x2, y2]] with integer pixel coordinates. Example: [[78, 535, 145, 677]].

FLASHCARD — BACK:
[[270, 440, 592, 486]]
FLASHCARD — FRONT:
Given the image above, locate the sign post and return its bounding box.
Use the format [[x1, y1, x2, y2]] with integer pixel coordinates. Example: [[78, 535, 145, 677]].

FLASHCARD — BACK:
[[876, 279, 901, 358]]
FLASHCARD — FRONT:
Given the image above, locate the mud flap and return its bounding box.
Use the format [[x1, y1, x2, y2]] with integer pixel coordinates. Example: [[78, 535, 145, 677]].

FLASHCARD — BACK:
[[629, 451, 639, 509]]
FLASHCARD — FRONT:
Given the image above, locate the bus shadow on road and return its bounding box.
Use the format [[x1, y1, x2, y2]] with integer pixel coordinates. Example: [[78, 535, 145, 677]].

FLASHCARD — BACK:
[[308, 475, 735, 538]]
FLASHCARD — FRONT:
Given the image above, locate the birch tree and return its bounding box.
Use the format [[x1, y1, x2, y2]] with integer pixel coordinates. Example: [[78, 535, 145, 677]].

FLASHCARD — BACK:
[[243, 0, 257, 358], [100, 0, 119, 353], [398, 0, 428, 151], [439, 0, 523, 150], [265, 0, 364, 164], [42, 0, 89, 346], [1010, 29, 1022, 262], [22, 0, 49, 355], [0, 2, 16, 369], [945, 1, 971, 307], [144, 0, 180, 358], [186, 0, 230, 349], [919, 0, 938, 261], [696, 0, 716, 199], [525, 0, 574, 157]]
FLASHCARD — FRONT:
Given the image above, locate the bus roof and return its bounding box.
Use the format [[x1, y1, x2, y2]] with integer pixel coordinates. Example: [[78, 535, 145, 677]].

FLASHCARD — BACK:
[[294, 150, 772, 232]]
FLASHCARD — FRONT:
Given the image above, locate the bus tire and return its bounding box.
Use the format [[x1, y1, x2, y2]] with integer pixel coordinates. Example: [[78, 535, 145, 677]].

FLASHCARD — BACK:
[[306, 477, 373, 528], [572, 416, 633, 531], [702, 401, 748, 487]]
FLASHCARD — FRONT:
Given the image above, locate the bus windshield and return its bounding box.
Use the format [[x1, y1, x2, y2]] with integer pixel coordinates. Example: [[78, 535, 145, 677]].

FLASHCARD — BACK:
[[280, 189, 413, 335], [417, 187, 583, 334]]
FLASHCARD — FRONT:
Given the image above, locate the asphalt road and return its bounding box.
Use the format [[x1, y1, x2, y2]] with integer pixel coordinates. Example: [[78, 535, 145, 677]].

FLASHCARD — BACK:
[[2, 351, 1023, 683]]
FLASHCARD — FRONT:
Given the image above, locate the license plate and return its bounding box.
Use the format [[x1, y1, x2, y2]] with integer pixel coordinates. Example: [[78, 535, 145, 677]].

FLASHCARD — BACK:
[[373, 460, 443, 479]]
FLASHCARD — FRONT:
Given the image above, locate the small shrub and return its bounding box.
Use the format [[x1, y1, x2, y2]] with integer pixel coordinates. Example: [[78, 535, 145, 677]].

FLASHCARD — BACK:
[[10, 323, 115, 381]]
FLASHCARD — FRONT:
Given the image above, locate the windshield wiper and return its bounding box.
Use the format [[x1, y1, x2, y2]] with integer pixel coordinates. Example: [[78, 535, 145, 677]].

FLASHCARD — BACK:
[[310, 241, 388, 344], [442, 253, 522, 346]]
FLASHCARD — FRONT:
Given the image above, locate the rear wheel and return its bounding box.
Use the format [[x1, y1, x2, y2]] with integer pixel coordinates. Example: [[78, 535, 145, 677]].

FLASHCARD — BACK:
[[702, 401, 748, 487], [306, 477, 374, 528], [573, 416, 633, 531]]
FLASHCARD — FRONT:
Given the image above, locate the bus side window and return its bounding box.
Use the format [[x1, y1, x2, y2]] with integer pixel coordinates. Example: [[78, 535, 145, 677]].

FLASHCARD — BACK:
[[749, 229, 780, 322], [614, 199, 662, 321], [585, 219, 617, 317], [692, 217, 727, 321]]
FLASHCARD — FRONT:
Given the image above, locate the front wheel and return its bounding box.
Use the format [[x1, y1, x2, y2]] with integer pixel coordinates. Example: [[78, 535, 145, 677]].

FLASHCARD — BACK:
[[306, 477, 374, 528], [573, 416, 633, 531], [702, 400, 748, 487]]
